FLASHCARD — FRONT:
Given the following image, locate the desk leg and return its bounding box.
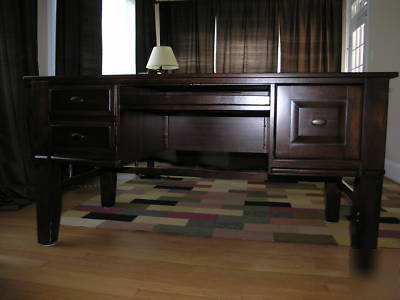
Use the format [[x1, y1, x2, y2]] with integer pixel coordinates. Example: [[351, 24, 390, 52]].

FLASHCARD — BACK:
[[324, 181, 341, 222], [36, 159, 62, 245], [147, 160, 155, 168], [139, 160, 162, 179], [351, 172, 383, 272], [100, 169, 117, 207]]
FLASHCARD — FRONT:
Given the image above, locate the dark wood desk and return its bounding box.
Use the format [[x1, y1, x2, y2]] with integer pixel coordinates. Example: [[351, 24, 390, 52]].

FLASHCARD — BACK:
[[26, 73, 398, 271]]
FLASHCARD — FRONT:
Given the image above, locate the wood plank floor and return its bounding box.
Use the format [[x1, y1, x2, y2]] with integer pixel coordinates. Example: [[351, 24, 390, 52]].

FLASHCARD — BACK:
[[1, 178, 399, 300]]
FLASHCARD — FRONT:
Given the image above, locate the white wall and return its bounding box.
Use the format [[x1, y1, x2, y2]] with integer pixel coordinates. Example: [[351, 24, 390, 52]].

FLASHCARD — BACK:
[[367, 0, 400, 182], [37, 0, 56, 76]]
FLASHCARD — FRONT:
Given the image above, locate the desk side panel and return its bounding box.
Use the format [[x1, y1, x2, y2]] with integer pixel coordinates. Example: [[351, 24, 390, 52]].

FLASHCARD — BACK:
[[361, 78, 390, 170], [118, 111, 164, 163]]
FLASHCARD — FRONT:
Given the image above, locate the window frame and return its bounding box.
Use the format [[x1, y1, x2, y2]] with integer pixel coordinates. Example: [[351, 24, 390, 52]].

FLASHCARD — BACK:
[[346, 0, 369, 72]]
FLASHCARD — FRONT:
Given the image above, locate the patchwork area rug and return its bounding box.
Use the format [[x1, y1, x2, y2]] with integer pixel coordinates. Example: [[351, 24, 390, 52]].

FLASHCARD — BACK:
[[61, 176, 400, 248]]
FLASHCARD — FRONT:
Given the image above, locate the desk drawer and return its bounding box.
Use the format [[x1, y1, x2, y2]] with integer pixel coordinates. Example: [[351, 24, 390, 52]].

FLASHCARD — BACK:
[[50, 86, 114, 116], [168, 116, 268, 153], [120, 87, 270, 108], [275, 85, 362, 160], [51, 124, 115, 152]]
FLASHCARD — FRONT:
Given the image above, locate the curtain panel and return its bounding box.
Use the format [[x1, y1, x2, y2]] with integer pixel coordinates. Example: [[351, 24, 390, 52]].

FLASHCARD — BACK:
[[0, 0, 38, 208], [154, 0, 342, 74], [56, 0, 103, 76], [136, 0, 156, 74], [216, 0, 279, 73], [279, 0, 343, 72], [159, 0, 215, 73]]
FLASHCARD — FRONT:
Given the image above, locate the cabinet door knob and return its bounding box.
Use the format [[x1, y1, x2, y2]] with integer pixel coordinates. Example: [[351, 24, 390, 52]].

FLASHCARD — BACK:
[[69, 96, 85, 103], [71, 133, 85, 140], [311, 119, 327, 126]]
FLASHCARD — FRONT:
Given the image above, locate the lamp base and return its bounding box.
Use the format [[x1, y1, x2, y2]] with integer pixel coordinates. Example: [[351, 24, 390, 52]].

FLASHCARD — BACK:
[[147, 68, 168, 75], [156, 67, 168, 74]]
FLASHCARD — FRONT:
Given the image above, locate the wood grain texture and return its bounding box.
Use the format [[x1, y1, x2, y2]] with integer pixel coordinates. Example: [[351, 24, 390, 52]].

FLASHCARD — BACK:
[[25, 73, 398, 273], [325, 181, 342, 222], [274, 85, 362, 160], [120, 166, 268, 181], [100, 169, 117, 207], [0, 184, 399, 300], [50, 122, 117, 160], [361, 78, 390, 169], [118, 111, 165, 163], [50, 85, 115, 116], [168, 116, 268, 153], [34, 159, 62, 245]]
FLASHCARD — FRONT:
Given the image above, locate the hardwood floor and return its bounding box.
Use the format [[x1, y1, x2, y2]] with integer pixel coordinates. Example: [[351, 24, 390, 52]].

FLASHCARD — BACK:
[[0, 178, 399, 300]]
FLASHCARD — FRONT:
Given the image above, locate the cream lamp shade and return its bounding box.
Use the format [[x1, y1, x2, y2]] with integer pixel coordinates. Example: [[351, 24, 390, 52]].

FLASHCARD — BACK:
[[146, 46, 179, 72]]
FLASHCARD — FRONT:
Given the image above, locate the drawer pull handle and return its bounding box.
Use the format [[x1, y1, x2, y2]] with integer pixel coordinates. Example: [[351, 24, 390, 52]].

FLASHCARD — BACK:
[[311, 119, 327, 126], [71, 133, 86, 140], [69, 96, 85, 103]]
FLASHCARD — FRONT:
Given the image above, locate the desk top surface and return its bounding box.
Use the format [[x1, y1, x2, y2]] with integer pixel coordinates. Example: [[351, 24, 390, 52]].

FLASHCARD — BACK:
[[24, 72, 398, 83]]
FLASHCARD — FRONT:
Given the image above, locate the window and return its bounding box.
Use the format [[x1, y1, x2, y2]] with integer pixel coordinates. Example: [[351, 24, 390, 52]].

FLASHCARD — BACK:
[[102, 0, 136, 75], [347, 0, 368, 72]]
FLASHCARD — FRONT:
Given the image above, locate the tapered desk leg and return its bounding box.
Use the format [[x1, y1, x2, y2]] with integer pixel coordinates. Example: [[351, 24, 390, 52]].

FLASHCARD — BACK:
[[147, 160, 155, 168], [351, 172, 384, 272], [36, 159, 62, 245], [324, 181, 341, 222], [100, 169, 117, 207]]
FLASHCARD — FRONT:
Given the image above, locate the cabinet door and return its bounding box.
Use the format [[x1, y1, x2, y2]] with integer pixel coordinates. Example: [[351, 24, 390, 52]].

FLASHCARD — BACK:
[[275, 85, 362, 160]]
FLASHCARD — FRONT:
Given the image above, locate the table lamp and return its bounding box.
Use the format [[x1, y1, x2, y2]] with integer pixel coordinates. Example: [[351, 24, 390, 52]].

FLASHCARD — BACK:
[[146, 46, 179, 74]]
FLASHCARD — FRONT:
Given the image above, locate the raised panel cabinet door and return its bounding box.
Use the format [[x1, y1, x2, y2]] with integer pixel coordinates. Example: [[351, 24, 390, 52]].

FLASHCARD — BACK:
[[275, 85, 362, 160]]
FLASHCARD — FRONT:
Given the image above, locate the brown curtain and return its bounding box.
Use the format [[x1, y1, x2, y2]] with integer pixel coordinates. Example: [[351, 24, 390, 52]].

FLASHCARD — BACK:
[[136, 0, 156, 74], [56, 0, 103, 75], [216, 0, 279, 73], [279, 0, 342, 72], [0, 0, 38, 209], [160, 0, 215, 73]]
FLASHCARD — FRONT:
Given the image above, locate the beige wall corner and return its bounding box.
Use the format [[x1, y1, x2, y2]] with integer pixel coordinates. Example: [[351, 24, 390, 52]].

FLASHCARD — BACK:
[[367, 0, 400, 182]]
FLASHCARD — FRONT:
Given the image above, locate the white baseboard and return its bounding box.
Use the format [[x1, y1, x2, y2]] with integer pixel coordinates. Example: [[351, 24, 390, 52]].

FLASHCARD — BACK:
[[385, 159, 400, 183]]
